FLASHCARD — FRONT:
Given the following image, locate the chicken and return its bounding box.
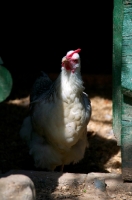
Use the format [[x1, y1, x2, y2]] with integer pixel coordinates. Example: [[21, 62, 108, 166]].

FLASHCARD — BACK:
[[19, 49, 91, 171]]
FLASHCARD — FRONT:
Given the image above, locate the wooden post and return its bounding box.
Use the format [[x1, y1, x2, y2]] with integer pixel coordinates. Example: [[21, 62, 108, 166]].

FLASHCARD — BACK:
[[113, 0, 123, 145], [121, 0, 132, 181], [113, 0, 132, 181]]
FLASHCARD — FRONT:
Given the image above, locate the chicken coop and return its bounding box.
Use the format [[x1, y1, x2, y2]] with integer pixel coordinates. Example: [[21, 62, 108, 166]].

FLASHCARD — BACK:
[[113, 0, 132, 181]]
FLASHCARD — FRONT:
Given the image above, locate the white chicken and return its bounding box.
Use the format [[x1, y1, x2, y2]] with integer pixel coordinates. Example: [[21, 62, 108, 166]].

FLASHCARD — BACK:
[[19, 49, 91, 171]]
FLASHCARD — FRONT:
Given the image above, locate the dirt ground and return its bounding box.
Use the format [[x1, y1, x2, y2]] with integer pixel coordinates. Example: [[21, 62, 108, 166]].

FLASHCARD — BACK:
[[0, 74, 124, 199]]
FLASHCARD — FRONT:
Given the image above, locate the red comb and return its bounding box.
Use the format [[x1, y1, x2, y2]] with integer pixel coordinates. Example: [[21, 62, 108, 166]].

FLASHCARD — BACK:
[[66, 48, 81, 58]]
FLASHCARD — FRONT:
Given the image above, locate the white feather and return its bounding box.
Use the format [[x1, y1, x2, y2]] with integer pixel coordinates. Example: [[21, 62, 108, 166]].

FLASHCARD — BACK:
[[19, 49, 91, 170]]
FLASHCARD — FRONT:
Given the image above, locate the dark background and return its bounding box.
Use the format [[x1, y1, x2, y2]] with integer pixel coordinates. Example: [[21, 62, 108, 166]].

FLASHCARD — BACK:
[[0, 2, 113, 90]]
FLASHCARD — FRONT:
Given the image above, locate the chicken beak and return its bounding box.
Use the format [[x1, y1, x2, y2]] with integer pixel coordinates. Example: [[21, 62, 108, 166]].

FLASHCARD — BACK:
[[61, 56, 71, 70], [61, 56, 69, 67], [62, 56, 68, 63]]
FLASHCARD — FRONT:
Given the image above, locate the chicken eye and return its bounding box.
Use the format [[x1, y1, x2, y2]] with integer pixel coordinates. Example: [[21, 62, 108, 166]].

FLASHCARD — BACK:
[[73, 59, 78, 64]]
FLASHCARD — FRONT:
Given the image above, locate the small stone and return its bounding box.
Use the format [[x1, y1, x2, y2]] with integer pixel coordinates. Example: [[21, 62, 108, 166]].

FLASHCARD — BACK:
[[94, 178, 106, 192], [62, 185, 69, 191], [62, 186, 67, 190], [0, 174, 36, 200], [105, 114, 112, 120], [121, 196, 126, 200], [127, 192, 132, 196]]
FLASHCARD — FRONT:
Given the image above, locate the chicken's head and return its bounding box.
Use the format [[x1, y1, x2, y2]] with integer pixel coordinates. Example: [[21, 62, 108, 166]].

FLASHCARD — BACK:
[[61, 49, 81, 73]]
